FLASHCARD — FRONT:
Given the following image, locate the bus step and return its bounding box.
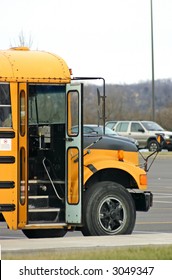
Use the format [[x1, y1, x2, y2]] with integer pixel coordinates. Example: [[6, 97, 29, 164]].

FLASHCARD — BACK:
[[24, 223, 67, 227], [29, 207, 60, 212], [28, 207, 64, 223], [28, 180, 65, 184], [28, 195, 49, 208], [28, 180, 65, 196]]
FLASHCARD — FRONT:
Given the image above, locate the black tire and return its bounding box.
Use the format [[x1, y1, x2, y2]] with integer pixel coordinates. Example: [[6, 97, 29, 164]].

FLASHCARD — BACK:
[[147, 139, 160, 152], [82, 181, 136, 236], [22, 229, 67, 239]]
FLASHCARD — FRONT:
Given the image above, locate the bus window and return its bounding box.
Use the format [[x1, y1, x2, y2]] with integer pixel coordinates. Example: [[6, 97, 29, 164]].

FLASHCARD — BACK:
[[20, 90, 26, 136], [67, 90, 79, 136], [28, 85, 65, 124], [0, 83, 12, 127]]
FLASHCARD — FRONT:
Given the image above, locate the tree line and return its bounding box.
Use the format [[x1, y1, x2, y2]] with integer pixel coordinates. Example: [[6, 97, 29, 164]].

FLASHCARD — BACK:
[[83, 79, 172, 131]]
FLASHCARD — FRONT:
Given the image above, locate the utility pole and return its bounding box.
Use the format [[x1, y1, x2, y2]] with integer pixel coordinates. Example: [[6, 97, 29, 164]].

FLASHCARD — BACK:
[[150, 0, 155, 121]]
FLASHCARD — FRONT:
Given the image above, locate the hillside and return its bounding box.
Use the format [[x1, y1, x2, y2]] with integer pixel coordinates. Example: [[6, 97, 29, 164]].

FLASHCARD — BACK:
[[83, 79, 172, 130]]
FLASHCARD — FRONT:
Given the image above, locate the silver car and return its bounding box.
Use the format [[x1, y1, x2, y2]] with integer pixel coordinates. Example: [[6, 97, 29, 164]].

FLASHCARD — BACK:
[[106, 120, 172, 151]]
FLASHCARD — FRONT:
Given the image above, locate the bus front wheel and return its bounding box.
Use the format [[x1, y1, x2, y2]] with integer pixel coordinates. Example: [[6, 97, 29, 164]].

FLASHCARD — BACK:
[[82, 181, 136, 236]]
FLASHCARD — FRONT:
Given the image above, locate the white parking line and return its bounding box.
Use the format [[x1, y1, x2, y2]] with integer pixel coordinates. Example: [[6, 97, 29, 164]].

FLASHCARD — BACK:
[[0, 236, 22, 240], [153, 193, 172, 196], [154, 200, 172, 203], [133, 230, 166, 234]]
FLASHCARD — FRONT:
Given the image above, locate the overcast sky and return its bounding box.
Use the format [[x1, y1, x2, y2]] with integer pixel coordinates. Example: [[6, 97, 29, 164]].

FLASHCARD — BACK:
[[1, 0, 172, 84]]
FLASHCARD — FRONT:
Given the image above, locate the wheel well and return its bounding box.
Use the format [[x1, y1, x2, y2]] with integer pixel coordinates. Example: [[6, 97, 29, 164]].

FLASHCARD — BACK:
[[147, 137, 157, 145], [84, 168, 138, 190]]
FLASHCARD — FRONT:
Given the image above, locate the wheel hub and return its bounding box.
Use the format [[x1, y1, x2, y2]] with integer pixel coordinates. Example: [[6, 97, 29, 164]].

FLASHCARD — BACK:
[[98, 197, 126, 234]]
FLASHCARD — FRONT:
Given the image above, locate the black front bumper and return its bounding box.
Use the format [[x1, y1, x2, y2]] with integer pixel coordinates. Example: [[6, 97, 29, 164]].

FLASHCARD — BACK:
[[131, 191, 153, 212]]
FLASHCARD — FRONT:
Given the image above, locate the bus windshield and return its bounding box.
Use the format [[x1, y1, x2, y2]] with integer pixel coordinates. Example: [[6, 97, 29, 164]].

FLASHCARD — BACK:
[[28, 84, 66, 124]]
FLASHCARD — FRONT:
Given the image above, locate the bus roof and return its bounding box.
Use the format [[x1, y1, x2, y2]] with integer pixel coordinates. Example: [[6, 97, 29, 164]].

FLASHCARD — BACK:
[[0, 47, 71, 83]]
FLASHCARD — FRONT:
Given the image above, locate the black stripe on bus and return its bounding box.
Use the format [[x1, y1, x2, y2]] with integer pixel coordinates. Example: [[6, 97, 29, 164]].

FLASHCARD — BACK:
[[0, 181, 15, 189], [86, 164, 97, 173], [0, 204, 15, 211], [0, 131, 15, 138], [0, 156, 15, 163]]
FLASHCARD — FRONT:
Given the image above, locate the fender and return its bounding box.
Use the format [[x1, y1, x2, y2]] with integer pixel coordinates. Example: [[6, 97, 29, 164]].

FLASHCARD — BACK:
[[83, 158, 147, 191]]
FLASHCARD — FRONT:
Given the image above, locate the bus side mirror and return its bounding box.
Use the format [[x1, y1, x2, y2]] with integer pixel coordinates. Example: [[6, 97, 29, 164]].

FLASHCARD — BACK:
[[157, 134, 165, 149]]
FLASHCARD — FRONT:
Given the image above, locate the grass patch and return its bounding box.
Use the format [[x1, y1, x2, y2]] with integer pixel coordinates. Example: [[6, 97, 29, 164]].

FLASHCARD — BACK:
[[2, 245, 172, 260]]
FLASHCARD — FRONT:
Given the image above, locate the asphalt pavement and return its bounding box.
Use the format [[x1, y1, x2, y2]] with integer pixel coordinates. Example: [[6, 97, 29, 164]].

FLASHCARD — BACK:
[[0, 152, 172, 253]]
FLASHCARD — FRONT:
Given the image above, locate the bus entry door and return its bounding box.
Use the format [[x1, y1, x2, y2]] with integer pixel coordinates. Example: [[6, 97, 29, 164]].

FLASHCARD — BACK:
[[66, 84, 83, 224]]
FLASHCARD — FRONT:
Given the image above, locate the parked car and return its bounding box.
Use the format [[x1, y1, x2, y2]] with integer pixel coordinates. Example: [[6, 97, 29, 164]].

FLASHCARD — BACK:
[[105, 121, 117, 130], [72, 124, 139, 147], [72, 124, 118, 135], [106, 120, 172, 151]]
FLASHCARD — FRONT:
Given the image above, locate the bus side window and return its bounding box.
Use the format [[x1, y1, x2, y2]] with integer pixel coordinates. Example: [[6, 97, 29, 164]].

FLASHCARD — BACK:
[[0, 84, 12, 127]]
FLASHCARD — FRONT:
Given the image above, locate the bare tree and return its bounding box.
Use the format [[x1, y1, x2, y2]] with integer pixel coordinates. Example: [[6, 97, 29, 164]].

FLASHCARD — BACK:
[[10, 30, 33, 48]]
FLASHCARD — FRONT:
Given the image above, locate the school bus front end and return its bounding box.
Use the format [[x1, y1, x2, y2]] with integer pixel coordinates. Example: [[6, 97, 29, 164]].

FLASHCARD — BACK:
[[0, 48, 152, 238], [0, 48, 83, 237]]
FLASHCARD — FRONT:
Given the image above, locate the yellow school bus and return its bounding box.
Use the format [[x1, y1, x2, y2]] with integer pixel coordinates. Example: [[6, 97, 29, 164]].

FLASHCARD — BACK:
[[0, 47, 152, 238]]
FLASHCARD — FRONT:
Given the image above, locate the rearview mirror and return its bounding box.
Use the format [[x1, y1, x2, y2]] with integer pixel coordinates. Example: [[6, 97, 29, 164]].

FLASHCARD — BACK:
[[156, 134, 165, 150]]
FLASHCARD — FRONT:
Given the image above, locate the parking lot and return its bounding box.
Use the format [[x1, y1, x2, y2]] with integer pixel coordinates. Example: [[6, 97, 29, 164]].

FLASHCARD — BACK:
[[134, 153, 172, 233], [0, 152, 172, 239]]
